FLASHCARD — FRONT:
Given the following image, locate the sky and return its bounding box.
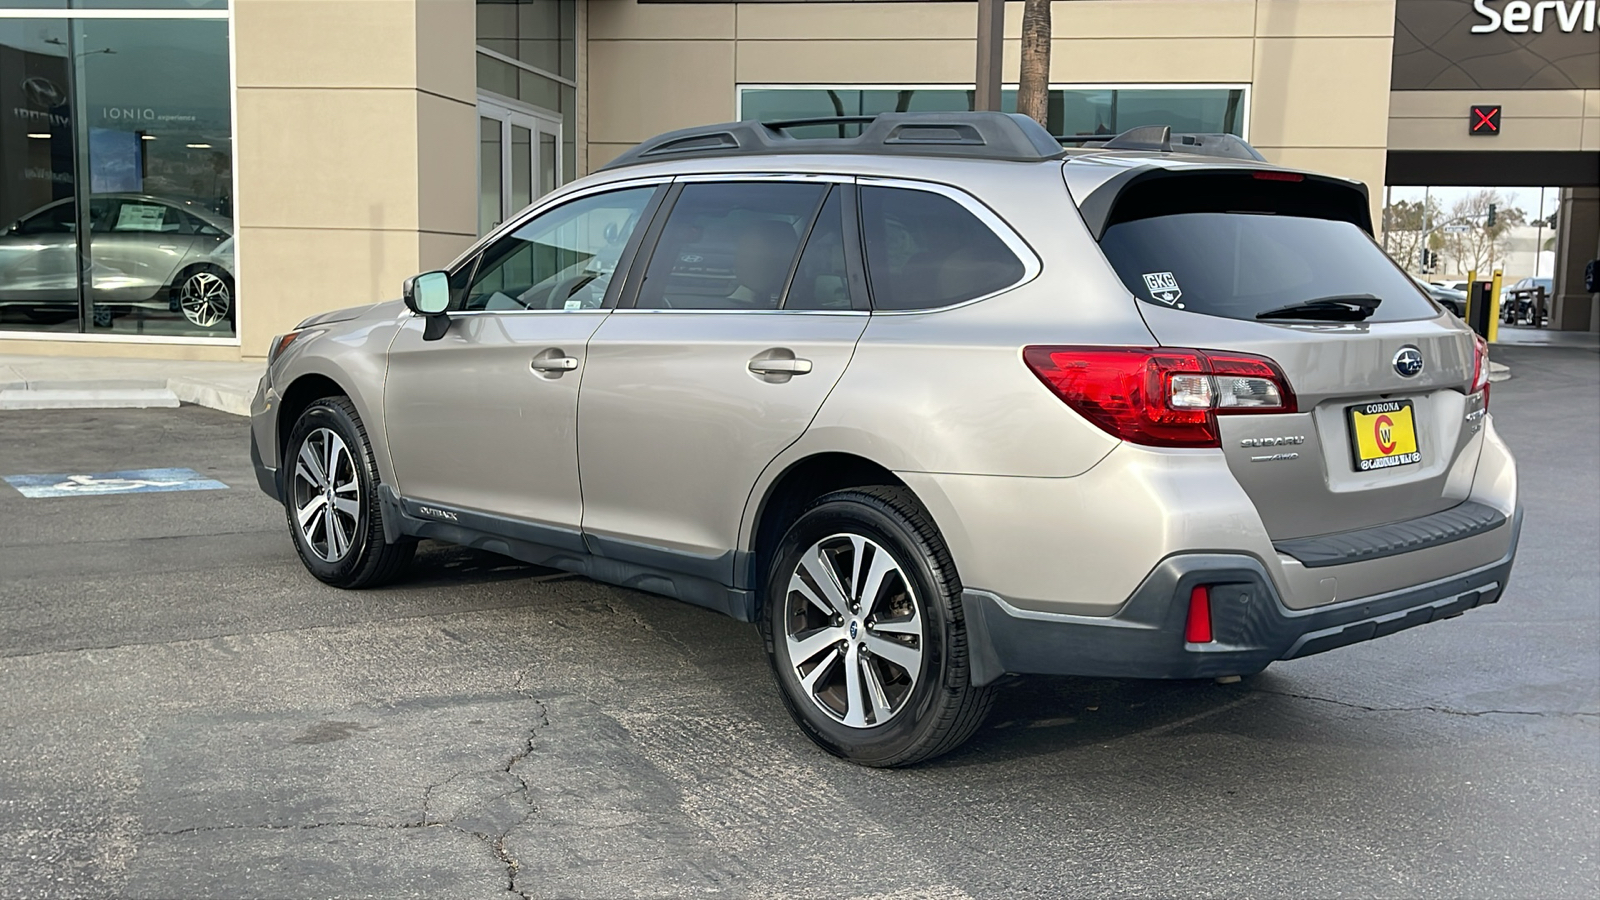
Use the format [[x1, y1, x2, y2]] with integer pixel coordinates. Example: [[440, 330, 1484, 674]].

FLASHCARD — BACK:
[[1384, 185, 1561, 220]]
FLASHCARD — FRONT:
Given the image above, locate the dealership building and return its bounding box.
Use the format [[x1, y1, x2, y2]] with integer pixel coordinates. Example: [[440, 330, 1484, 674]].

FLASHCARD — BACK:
[[0, 0, 1595, 362]]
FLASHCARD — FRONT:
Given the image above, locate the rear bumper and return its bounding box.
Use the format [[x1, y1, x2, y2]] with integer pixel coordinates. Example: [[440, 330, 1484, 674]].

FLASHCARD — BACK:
[[961, 506, 1521, 686]]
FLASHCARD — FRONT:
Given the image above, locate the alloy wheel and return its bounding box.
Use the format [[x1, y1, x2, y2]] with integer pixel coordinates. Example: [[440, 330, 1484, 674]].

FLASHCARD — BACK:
[[179, 271, 231, 328], [783, 533, 925, 728], [291, 427, 360, 563]]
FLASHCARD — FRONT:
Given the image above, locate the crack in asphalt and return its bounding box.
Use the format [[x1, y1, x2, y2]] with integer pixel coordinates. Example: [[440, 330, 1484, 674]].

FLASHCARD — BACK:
[[1249, 687, 1600, 720], [137, 688, 552, 900]]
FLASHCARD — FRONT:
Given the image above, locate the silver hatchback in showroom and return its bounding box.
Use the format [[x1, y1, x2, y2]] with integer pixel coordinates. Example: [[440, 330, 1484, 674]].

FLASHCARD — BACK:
[[251, 114, 1519, 766]]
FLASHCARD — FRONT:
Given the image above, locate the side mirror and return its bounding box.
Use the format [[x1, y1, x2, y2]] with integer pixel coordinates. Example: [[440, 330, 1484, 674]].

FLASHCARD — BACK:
[[403, 270, 450, 315]]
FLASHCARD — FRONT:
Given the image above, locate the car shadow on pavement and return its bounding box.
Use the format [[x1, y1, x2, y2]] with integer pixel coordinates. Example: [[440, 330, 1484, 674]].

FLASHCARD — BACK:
[[396, 541, 566, 589], [928, 673, 1271, 766]]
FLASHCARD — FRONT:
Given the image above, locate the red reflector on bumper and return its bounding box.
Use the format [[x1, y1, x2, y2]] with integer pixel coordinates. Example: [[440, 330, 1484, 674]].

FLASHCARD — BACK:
[[1185, 586, 1214, 643]]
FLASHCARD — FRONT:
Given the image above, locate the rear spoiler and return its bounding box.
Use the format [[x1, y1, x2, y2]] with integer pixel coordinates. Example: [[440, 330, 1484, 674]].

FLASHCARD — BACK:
[[1074, 166, 1373, 240]]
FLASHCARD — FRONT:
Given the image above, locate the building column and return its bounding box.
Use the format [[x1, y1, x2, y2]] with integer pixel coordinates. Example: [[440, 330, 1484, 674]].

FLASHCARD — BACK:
[[232, 0, 476, 358], [1549, 187, 1599, 333]]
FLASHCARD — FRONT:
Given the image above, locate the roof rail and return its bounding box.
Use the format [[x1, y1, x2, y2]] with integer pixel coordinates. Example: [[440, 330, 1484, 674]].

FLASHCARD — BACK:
[[1060, 126, 1266, 162], [598, 112, 1067, 170]]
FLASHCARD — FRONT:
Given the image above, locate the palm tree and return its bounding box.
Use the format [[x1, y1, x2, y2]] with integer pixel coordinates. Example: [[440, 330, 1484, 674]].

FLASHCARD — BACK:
[[1017, 0, 1052, 127]]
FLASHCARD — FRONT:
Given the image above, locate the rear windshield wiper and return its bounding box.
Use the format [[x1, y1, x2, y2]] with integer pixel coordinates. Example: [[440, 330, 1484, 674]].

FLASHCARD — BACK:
[[1255, 294, 1382, 322]]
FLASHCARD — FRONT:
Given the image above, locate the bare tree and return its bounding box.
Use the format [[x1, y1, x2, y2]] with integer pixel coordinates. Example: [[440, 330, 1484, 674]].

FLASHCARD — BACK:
[[1381, 196, 1442, 274], [1440, 189, 1525, 275], [1017, 0, 1051, 126]]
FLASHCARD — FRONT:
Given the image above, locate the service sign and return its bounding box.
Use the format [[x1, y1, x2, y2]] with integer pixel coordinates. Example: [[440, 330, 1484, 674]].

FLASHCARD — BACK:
[[1393, 0, 1600, 90]]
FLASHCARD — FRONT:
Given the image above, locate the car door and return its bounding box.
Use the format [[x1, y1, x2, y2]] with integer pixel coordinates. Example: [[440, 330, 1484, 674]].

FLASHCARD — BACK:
[[382, 180, 664, 543], [577, 176, 870, 583], [0, 200, 80, 306], [89, 198, 198, 301]]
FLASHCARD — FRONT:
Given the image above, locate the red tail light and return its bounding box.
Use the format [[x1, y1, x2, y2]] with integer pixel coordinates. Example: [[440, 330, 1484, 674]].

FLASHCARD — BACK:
[[1470, 334, 1491, 409], [1022, 346, 1297, 448], [1185, 586, 1214, 644], [1252, 170, 1305, 182]]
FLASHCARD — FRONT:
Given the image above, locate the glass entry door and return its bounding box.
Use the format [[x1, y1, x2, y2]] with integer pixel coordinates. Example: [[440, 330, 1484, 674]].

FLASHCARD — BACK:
[[478, 99, 562, 235]]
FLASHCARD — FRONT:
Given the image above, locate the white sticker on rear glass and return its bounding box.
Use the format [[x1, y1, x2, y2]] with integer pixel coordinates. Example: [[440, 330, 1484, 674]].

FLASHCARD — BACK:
[[1142, 271, 1182, 305]]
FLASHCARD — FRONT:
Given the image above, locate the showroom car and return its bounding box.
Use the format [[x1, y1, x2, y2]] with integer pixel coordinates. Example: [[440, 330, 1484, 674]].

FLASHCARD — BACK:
[[0, 193, 234, 329]]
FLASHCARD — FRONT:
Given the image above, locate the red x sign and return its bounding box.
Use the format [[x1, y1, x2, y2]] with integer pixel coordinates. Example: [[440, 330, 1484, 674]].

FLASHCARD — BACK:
[[1471, 105, 1501, 135]]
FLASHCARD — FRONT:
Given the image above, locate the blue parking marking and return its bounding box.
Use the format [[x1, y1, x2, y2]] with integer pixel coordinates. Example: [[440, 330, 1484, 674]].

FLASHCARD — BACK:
[[3, 468, 229, 499]]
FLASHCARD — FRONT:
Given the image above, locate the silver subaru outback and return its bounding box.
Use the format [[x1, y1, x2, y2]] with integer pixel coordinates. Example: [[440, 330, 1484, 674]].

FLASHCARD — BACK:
[[250, 113, 1519, 766]]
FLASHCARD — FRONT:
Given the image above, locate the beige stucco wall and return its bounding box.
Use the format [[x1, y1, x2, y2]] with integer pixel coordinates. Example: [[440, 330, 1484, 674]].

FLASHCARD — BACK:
[[586, 0, 1396, 224], [1389, 89, 1600, 152], [228, 0, 477, 360]]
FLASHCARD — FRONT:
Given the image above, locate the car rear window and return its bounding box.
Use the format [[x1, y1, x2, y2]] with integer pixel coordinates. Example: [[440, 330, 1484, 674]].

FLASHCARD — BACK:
[[1100, 211, 1439, 323]]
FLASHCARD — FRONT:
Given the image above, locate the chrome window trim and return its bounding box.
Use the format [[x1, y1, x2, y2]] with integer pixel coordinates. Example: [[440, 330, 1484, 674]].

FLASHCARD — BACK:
[[673, 172, 854, 185], [607, 309, 868, 317], [855, 175, 1043, 316], [445, 175, 672, 274], [444, 308, 612, 318]]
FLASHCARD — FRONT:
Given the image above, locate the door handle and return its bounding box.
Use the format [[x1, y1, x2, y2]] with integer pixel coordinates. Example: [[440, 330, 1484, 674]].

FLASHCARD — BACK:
[[748, 358, 813, 375], [530, 356, 578, 372]]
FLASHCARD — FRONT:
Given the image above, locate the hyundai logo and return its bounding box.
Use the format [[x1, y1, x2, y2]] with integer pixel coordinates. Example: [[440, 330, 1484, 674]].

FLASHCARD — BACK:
[[22, 76, 64, 110], [1394, 346, 1425, 378], [849, 620, 858, 639]]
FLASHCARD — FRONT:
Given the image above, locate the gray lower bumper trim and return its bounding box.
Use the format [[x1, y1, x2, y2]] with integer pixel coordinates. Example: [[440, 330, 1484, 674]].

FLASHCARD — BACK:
[[961, 507, 1521, 686], [1273, 500, 1507, 568]]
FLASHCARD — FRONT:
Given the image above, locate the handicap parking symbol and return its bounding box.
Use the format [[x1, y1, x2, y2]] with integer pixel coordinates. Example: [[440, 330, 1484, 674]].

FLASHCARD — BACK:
[[3, 468, 229, 499]]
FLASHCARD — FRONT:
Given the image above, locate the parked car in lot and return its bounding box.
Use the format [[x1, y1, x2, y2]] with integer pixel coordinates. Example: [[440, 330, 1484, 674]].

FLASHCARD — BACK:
[[1501, 276, 1552, 325], [0, 193, 234, 328], [1412, 274, 1465, 317], [252, 113, 1519, 766]]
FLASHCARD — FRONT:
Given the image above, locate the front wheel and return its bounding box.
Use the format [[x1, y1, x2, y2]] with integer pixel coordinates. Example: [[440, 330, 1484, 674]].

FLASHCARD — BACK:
[[760, 486, 993, 767], [283, 396, 414, 588]]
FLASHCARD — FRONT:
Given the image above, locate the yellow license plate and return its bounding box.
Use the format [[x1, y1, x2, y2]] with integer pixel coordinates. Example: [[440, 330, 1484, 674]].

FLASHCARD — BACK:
[[1348, 400, 1421, 471]]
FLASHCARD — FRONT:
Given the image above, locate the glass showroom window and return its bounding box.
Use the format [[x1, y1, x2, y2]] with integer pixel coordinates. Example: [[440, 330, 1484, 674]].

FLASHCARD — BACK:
[[738, 86, 1248, 141], [0, 3, 234, 339]]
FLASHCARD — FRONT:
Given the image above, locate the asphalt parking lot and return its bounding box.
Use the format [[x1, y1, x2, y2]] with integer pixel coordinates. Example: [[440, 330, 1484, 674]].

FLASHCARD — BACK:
[[0, 344, 1595, 900]]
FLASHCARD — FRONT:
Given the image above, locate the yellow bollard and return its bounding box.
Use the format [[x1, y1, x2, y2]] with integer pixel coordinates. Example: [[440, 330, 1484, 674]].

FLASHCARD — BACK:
[[1488, 268, 1503, 343], [1466, 268, 1478, 326]]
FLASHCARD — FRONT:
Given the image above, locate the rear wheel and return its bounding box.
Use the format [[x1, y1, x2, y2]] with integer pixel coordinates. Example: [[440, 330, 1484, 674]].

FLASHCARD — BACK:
[[176, 266, 232, 328], [760, 486, 993, 767], [284, 397, 414, 588]]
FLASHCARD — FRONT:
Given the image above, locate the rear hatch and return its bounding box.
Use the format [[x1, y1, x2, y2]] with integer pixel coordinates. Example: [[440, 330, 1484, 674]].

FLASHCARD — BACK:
[[1077, 165, 1486, 541]]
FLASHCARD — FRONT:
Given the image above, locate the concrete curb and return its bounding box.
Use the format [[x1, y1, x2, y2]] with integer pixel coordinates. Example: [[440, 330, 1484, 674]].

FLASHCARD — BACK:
[[167, 377, 253, 417], [0, 388, 181, 410], [1488, 361, 1511, 383]]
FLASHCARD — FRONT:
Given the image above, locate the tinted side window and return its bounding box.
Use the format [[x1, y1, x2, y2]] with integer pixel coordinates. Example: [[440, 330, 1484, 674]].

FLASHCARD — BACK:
[[859, 186, 1025, 311], [635, 181, 824, 310], [464, 185, 655, 311], [16, 202, 75, 235], [784, 187, 852, 311]]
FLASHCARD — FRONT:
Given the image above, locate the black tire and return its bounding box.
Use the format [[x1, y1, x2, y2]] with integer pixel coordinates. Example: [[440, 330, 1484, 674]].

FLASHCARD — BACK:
[[759, 486, 993, 767], [283, 396, 415, 588]]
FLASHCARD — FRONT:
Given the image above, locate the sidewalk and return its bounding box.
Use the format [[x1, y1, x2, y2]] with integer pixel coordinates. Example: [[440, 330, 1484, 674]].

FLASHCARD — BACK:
[[1494, 325, 1600, 351], [0, 354, 262, 416]]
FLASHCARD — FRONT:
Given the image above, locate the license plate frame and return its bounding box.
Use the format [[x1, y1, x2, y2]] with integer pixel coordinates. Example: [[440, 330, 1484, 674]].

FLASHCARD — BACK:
[[1347, 400, 1422, 472]]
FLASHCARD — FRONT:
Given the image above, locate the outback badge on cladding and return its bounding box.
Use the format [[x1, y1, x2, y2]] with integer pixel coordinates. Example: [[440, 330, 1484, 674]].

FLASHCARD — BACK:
[[1348, 400, 1422, 471]]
